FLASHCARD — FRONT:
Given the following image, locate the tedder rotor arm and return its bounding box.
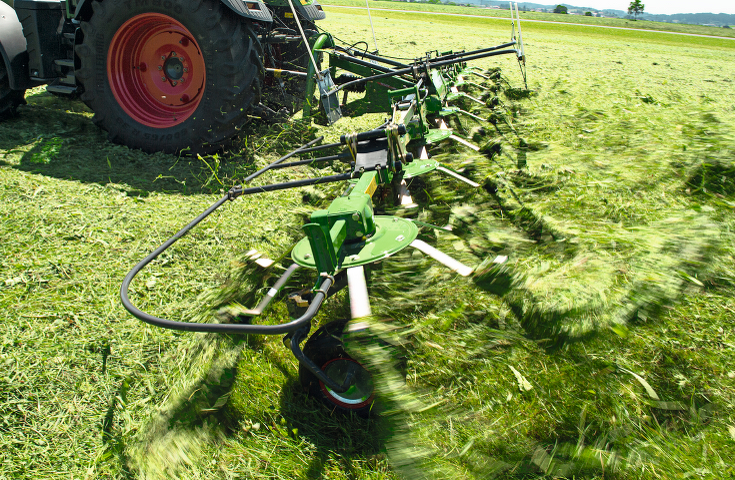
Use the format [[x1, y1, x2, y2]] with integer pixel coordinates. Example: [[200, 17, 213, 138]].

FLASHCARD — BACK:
[[324, 47, 520, 98], [120, 125, 405, 336]]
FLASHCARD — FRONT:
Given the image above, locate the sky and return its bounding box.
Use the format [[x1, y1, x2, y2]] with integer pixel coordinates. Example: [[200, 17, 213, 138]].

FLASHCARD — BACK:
[[574, 0, 735, 15]]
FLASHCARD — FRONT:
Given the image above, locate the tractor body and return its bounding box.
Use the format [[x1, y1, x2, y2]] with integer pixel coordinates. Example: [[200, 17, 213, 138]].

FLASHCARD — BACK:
[[0, 0, 325, 151]]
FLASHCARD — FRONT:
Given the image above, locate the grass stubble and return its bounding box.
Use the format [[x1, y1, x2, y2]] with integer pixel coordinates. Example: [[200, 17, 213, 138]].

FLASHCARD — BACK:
[[1, 7, 734, 480]]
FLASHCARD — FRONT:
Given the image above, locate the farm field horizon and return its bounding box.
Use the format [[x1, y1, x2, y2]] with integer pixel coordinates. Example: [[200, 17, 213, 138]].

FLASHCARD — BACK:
[[1, 6, 734, 480], [320, 0, 735, 39]]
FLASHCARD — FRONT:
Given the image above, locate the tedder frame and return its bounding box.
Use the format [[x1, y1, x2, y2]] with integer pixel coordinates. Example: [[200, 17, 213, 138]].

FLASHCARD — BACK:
[[121, 3, 528, 415]]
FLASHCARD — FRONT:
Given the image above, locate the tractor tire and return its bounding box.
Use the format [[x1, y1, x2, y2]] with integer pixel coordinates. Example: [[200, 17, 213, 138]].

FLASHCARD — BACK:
[[299, 319, 375, 417], [0, 60, 25, 118], [75, 0, 263, 154]]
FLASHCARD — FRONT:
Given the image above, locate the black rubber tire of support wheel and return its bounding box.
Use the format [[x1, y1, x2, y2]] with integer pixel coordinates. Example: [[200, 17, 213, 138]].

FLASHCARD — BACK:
[[299, 319, 375, 417], [0, 61, 26, 118], [75, 0, 263, 154]]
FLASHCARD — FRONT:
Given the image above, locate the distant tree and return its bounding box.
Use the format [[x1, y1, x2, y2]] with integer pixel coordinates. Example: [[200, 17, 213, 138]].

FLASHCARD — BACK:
[[584, 11, 592, 16], [553, 4, 567, 14], [724, 25, 731, 29], [628, 0, 644, 20]]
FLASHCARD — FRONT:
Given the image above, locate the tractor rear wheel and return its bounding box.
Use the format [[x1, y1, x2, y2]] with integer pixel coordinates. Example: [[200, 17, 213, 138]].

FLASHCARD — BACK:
[[76, 0, 263, 154], [0, 60, 25, 118], [299, 319, 375, 417]]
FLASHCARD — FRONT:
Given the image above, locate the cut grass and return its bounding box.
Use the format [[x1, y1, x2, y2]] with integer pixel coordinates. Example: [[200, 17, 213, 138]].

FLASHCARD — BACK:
[[1, 8, 734, 480]]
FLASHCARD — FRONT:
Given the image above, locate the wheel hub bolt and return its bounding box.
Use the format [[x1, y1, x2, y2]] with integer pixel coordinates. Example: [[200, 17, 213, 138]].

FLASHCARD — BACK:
[[180, 78, 185, 83], [183, 68, 188, 73], [172, 81, 177, 86], [161, 55, 166, 60], [161, 76, 166, 81], [158, 65, 162, 70]]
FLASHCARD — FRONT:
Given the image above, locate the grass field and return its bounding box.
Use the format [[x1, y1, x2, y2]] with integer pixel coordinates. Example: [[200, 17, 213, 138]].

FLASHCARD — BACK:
[[1, 6, 735, 480], [320, 0, 735, 39]]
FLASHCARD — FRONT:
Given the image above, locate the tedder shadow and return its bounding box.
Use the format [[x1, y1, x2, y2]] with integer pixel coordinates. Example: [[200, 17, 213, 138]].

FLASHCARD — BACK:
[[105, 330, 385, 478]]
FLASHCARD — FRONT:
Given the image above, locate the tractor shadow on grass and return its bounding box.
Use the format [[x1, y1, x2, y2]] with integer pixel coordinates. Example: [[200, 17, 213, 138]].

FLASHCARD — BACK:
[[0, 91, 319, 197]]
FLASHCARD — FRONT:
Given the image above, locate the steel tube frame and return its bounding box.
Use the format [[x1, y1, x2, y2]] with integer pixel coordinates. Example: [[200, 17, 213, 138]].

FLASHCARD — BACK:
[[330, 49, 519, 95]]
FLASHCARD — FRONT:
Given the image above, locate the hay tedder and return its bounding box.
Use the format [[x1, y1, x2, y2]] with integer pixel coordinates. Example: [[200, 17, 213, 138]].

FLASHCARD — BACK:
[[119, 5, 528, 415]]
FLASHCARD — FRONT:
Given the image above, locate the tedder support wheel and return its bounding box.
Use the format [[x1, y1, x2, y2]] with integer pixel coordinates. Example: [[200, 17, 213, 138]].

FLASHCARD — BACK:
[[0, 60, 26, 118], [299, 319, 375, 417], [76, 0, 263, 154]]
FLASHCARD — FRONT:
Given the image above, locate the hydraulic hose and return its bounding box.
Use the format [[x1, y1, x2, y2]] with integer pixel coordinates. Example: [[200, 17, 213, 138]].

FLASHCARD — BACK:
[[120, 186, 337, 335]]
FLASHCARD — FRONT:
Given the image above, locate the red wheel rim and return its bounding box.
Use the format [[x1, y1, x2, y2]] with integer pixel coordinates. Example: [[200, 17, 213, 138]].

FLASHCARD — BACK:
[[107, 13, 206, 128], [319, 358, 374, 410]]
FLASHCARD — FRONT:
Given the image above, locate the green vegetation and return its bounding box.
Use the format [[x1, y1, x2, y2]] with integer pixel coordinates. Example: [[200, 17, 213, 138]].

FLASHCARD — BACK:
[[320, 0, 735, 39], [2, 7, 735, 480], [628, 0, 645, 21]]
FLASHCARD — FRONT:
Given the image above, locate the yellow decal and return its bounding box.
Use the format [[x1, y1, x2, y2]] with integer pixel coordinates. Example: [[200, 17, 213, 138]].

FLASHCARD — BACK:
[[364, 175, 377, 196], [285, 12, 294, 18], [300, 0, 308, 4], [273, 69, 282, 78]]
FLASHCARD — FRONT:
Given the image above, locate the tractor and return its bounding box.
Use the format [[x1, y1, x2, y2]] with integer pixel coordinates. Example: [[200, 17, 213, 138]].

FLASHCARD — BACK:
[[0, 0, 325, 153]]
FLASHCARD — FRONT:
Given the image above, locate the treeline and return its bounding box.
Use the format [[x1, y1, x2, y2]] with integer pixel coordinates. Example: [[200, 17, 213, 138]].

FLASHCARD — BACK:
[[638, 12, 734, 26]]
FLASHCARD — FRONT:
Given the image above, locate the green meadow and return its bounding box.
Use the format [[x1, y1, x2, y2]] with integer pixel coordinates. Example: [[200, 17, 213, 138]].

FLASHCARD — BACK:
[[321, 0, 735, 39], [1, 5, 734, 480]]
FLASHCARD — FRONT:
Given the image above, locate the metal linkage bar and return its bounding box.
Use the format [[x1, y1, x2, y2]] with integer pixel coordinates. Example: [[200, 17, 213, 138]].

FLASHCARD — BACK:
[[329, 49, 519, 95], [265, 68, 309, 77], [336, 46, 409, 69], [330, 52, 400, 75], [270, 152, 352, 170], [238, 263, 302, 316], [286, 0, 322, 79], [428, 41, 517, 64], [233, 173, 353, 196], [244, 136, 324, 183], [339, 124, 406, 144]]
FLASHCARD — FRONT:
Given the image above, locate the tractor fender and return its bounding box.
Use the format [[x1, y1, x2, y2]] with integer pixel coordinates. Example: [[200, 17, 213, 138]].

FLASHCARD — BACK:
[[293, 0, 326, 22], [219, 0, 273, 22], [72, 0, 272, 24], [274, 0, 326, 22], [0, 1, 31, 90]]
